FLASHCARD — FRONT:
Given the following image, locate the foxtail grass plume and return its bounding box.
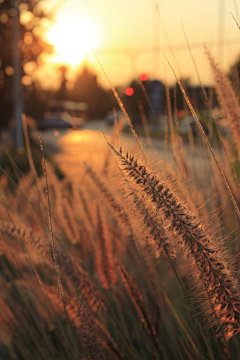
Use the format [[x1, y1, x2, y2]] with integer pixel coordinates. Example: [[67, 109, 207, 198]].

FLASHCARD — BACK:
[[0, 220, 50, 258], [132, 191, 176, 259], [109, 144, 240, 340], [56, 249, 106, 312], [68, 297, 124, 360], [47, 287, 123, 360], [85, 163, 130, 226], [117, 261, 162, 356], [56, 196, 80, 244]]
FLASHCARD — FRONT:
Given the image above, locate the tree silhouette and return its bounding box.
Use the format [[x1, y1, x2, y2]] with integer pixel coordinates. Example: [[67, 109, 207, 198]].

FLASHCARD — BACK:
[[227, 55, 240, 97], [0, 0, 52, 133], [70, 65, 116, 118]]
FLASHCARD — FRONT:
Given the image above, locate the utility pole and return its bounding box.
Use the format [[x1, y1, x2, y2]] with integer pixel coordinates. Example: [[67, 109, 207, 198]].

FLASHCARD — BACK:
[[12, 0, 24, 151], [217, 0, 226, 67], [152, 3, 160, 78]]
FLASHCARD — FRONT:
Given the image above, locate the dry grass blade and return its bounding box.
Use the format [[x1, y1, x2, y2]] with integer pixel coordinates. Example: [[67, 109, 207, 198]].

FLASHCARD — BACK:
[[39, 136, 77, 357], [22, 114, 39, 192], [0, 193, 76, 356], [78, 188, 94, 227], [85, 162, 130, 227], [103, 110, 125, 175], [137, 100, 153, 147], [0, 219, 50, 258], [57, 196, 80, 244], [117, 261, 162, 358], [231, 12, 240, 30], [126, 187, 176, 259], [95, 206, 117, 290], [92, 49, 147, 163], [56, 249, 106, 312]]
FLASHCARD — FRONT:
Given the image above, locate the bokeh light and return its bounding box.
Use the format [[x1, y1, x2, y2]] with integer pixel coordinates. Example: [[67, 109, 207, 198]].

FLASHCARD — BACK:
[[125, 87, 134, 96], [140, 73, 149, 81]]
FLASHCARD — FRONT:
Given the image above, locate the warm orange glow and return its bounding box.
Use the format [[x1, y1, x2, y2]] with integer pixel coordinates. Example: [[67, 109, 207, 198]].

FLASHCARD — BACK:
[[45, 16, 98, 66]]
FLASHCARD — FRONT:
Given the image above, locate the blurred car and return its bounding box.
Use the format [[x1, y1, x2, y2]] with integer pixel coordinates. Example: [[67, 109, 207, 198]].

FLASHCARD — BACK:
[[105, 110, 124, 125], [36, 112, 85, 131], [36, 99, 88, 131]]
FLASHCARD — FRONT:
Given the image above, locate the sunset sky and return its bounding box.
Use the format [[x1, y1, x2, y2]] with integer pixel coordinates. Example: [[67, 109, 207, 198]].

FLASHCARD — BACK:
[[37, 0, 240, 90]]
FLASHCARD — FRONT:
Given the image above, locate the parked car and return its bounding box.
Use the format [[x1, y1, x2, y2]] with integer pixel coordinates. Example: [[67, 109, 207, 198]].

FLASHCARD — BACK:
[[36, 99, 88, 131], [36, 112, 85, 131]]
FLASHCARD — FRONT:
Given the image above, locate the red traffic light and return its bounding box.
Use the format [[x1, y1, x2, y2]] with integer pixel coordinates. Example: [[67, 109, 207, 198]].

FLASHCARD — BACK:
[[139, 73, 148, 81], [125, 87, 134, 96]]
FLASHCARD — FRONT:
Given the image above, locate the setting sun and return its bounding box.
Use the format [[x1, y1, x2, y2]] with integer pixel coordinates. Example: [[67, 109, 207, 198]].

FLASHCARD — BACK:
[[45, 16, 98, 66]]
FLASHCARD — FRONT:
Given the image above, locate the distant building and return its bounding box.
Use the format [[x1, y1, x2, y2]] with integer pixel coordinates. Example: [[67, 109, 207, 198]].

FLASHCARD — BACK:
[[149, 80, 164, 119]]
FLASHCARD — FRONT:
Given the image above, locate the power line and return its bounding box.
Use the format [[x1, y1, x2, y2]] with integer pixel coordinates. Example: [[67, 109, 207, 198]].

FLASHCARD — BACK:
[[96, 37, 240, 56]]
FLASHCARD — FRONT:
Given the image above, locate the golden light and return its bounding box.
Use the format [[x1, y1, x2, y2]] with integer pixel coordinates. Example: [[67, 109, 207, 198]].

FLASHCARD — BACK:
[[45, 16, 98, 66]]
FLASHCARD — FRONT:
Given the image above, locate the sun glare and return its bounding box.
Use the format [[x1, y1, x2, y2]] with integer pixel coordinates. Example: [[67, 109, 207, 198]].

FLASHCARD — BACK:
[[45, 16, 98, 66]]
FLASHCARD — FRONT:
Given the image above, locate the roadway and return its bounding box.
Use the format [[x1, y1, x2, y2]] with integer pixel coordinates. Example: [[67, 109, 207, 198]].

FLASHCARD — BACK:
[[31, 119, 212, 181], [32, 120, 166, 177]]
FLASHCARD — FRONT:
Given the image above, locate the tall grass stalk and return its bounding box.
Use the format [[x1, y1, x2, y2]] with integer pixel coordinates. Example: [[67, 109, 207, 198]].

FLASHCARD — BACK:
[[92, 49, 148, 163], [165, 56, 240, 225], [39, 137, 77, 358]]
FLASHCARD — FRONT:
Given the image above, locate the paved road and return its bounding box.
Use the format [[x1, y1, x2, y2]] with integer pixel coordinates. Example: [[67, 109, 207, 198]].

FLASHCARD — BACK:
[[31, 120, 164, 176], [30, 119, 213, 180]]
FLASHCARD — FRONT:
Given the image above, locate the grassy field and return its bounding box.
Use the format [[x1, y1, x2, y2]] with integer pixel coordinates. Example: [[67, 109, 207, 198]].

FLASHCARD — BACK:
[[1, 50, 240, 360]]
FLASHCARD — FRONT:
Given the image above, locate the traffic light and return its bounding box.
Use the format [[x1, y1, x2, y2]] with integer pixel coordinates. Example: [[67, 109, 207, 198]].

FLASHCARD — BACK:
[[139, 73, 148, 81], [125, 87, 134, 96]]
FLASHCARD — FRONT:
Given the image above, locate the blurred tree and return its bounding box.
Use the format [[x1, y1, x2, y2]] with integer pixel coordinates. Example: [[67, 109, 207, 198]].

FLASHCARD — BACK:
[[0, 0, 53, 134], [70, 65, 117, 119], [24, 83, 51, 121], [227, 55, 240, 97]]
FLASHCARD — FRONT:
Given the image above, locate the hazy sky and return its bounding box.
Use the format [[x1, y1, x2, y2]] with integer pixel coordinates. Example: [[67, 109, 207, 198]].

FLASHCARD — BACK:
[[39, 0, 240, 89]]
